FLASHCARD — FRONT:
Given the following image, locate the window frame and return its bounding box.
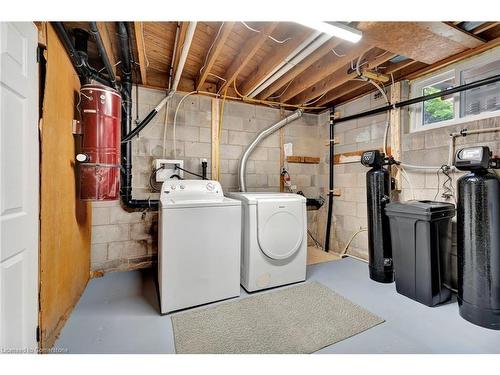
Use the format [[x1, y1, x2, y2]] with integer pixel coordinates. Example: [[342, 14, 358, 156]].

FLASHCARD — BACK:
[[410, 47, 500, 133]]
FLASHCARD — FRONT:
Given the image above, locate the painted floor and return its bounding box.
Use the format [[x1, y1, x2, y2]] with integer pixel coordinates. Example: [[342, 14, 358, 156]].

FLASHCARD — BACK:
[[56, 258, 500, 354]]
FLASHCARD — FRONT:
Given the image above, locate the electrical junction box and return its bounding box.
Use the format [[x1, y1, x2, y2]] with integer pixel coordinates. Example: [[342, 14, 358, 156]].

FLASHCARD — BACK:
[[154, 159, 183, 182]]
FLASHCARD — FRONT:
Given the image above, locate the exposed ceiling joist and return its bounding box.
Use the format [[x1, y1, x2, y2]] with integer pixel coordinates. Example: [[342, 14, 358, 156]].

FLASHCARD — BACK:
[[316, 59, 418, 106], [196, 22, 235, 90], [357, 22, 483, 64], [220, 22, 279, 93], [133, 22, 148, 85], [239, 29, 315, 96], [406, 36, 500, 80], [471, 22, 500, 35], [257, 38, 342, 100], [280, 42, 374, 103], [293, 50, 396, 105]]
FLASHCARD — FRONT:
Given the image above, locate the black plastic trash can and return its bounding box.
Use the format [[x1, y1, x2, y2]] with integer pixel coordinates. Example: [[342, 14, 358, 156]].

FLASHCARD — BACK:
[[385, 200, 455, 307]]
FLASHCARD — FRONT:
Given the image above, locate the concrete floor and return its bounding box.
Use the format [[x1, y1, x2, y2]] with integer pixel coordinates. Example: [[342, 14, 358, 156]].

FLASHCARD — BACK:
[[56, 258, 500, 354]]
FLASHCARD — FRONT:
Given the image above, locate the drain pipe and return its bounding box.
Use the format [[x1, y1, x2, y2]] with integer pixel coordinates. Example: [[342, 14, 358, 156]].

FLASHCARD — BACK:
[[324, 107, 335, 252], [239, 109, 303, 192]]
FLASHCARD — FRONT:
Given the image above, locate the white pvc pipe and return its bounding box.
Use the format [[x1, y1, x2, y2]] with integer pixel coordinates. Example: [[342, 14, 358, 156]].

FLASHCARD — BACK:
[[248, 33, 331, 98], [171, 21, 197, 91]]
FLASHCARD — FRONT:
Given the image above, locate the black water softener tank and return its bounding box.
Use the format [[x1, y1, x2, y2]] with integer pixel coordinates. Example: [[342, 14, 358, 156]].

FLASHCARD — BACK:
[[455, 146, 500, 330], [361, 150, 394, 283]]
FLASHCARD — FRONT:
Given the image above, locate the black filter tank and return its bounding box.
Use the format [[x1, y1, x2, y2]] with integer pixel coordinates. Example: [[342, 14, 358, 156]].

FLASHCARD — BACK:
[[361, 150, 394, 283], [455, 146, 500, 330]]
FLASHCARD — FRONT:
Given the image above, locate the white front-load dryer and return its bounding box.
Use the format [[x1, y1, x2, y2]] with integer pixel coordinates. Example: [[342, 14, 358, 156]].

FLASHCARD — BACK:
[[226, 192, 307, 292]]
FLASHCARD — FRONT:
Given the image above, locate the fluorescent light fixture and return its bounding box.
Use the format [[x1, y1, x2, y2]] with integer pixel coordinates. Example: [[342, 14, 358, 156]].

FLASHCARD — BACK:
[[296, 21, 362, 43]]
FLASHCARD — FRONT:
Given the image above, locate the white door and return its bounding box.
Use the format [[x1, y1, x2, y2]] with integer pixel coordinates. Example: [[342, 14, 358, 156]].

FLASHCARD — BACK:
[[0, 22, 39, 353]]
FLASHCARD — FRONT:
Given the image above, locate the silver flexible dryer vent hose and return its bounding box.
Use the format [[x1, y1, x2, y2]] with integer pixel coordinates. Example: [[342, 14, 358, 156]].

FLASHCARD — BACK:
[[238, 109, 303, 192]]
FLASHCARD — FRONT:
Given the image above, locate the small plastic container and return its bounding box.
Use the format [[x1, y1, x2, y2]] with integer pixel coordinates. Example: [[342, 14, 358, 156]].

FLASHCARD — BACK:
[[385, 200, 455, 307]]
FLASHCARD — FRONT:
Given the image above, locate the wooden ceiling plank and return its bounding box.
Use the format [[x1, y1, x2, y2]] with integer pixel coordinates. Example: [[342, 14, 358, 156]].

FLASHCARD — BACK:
[[239, 30, 315, 96], [316, 59, 417, 106], [196, 22, 234, 90], [133, 22, 148, 85], [293, 50, 396, 105], [358, 22, 483, 65], [280, 42, 374, 103], [220, 22, 279, 92], [405, 36, 500, 80], [471, 22, 500, 35]]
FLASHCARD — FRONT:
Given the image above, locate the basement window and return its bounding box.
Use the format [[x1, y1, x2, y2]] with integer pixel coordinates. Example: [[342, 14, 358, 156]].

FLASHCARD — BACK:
[[410, 47, 500, 132]]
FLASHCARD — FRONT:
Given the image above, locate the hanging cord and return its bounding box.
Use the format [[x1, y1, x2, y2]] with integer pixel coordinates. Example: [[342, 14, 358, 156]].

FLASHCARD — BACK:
[[199, 22, 225, 75], [149, 165, 165, 192], [434, 165, 455, 203], [307, 230, 323, 249], [173, 91, 198, 158]]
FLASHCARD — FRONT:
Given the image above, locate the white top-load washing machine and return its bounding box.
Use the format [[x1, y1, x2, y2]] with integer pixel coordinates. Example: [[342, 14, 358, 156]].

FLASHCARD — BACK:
[[226, 192, 307, 292], [159, 180, 241, 314]]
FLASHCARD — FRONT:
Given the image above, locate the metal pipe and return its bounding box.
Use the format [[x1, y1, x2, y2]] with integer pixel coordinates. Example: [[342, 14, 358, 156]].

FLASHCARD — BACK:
[[238, 109, 303, 192], [324, 108, 335, 252], [246, 31, 324, 98], [89, 22, 119, 92], [333, 73, 500, 125]]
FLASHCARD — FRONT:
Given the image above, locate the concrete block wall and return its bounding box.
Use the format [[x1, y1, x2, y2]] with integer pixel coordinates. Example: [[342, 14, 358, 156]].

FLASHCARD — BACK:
[[90, 87, 323, 272], [320, 89, 500, 260]]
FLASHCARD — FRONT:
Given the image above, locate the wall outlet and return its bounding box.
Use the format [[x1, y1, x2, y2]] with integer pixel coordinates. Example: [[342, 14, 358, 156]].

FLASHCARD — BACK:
[[153, 159, 183, 182]]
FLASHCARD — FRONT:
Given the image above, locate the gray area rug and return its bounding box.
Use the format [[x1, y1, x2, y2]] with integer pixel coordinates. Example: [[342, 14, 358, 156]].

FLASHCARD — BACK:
[[171, 281, 384, 354]]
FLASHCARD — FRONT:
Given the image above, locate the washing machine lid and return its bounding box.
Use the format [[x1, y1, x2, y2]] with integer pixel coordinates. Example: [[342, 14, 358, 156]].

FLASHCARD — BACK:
[[226, 192, 306, 205], [160, 180, 241, 209], [256, 198, 305, 260]]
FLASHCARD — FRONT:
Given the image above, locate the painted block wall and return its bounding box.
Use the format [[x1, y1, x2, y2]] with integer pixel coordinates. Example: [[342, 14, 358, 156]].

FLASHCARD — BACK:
[[320, 89, 500, 260], [90, 87, 323, 272]]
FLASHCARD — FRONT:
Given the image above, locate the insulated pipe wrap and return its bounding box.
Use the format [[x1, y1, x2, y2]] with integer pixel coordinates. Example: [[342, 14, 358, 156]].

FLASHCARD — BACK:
[[238, 109, 303, 192]]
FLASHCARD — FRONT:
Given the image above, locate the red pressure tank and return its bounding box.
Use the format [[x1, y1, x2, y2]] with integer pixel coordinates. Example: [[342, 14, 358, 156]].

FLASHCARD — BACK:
[[76, 84, 122, 200]]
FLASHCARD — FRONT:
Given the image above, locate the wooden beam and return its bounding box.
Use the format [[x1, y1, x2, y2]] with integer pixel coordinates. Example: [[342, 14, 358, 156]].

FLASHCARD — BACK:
[[211, 98, 220, 181], [133, 22, 148, 85], [239, 30, 314, 96], [96, 22, 117, 76], [357, 22, 482, 64], [406, 36, 500, 80], [220, 22, 279, 92], [389, 81, 402, 190], [471, 22, 500, 35], [257, 38, 343, 100], [279, 42, 374, 103], [292, 50, 395, 105], [316, 58, 417, 107], [196, 22, 234, 90]]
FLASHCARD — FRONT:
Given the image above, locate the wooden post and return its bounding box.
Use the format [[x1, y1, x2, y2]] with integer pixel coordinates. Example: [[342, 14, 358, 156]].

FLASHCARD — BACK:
[[211, 98, 220, 181], [390, 81, 402, 190], [279, 107, 285, 192]]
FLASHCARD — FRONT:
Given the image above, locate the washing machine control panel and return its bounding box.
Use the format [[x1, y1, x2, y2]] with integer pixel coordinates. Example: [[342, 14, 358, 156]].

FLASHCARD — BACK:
[[160, 180, 223, 202]]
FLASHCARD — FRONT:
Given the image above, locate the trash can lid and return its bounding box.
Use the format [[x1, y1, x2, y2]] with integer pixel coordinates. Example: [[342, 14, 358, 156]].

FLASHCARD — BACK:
[[385, 200, 455, 220]]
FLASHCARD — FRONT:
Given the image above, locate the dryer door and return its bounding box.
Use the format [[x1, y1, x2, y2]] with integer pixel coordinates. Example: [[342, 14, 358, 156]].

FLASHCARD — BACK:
[[256, 199, 304, 260]]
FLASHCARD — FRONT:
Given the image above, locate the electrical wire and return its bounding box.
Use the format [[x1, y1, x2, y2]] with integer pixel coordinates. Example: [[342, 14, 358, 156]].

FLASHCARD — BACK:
[[175, 165, 206, 179], [268, 77, 295, 99], [240, 21, 292, 44], [331, 48, 346, 57], [307, 230, 323, 249], [149, 165, 164, 192], [173, 91, 198, 158], [199, 22, 225, 75]]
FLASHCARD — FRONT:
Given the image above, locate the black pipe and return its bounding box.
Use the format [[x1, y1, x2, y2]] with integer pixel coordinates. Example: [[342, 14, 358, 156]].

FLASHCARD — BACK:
[[202, 160, 208, 180], [117, 21, 159, 210], [333, 73, 500, 125], [52, 22, 113, 86], [324, 107, 335, 252], [89, 22, 120, 92]]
